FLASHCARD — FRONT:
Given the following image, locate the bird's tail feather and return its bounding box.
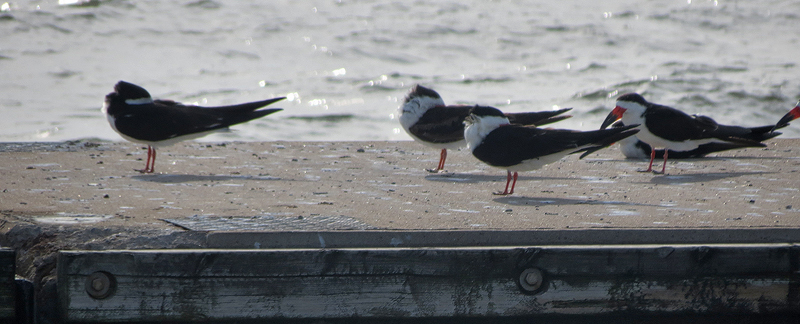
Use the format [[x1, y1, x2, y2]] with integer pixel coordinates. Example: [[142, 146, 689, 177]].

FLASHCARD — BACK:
[[745, 125, 782, 141], [220, 108, 283, 127], [209, 97, 286, 112], [575, 125, 640, 159], [713, 124, 781, 144], [505, 108, 572, 126]]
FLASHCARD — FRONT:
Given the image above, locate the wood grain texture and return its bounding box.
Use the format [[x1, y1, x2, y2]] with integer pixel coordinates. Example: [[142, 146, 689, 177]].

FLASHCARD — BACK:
[[58, 245, 800, 322], [0, 249, 15, 321]]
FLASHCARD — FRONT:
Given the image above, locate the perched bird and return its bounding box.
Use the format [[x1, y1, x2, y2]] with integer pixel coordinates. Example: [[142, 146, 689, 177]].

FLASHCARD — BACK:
[[103, 81, 285, 173], [464, 106, 639, 195], [611, 120, 784, 160], [600, 93, 770, 174], [772, 101, 800, 132], [399, 85, 572, 172]]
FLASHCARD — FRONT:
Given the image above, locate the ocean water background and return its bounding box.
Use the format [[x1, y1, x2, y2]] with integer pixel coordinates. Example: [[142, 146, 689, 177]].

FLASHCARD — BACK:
[[0, 0, 798, 143]]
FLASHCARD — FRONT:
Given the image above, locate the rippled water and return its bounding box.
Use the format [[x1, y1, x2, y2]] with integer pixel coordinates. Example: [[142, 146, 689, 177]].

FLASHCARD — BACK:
[[1, 0, 798, 142]]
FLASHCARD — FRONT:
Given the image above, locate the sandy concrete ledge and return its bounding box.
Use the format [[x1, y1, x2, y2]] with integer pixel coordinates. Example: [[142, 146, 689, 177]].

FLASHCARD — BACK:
[[2, 139, 798, 233], [1, 139, 799, 322]]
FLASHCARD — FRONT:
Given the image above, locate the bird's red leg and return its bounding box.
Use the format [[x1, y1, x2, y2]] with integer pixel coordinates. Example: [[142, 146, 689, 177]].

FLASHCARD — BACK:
[[656, 149, 668, 174], [508, 172, 518, 195], [639, 148, 656, 172], [136, 146, 152, 173], [438, 149, 447, 171], [148, 147, 156, 173], [494, 171, 513, 195], [427, 149, 447, 173]]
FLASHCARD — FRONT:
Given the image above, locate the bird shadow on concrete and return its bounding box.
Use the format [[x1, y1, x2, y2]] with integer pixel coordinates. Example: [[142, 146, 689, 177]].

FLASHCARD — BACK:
[[643, 171, 774, 185], [424, 173, 575, 184], [493, 196, 659, 207], [622, 156, 794, 163], [132, 174, 282, 183], [691, 155, 796, 161]]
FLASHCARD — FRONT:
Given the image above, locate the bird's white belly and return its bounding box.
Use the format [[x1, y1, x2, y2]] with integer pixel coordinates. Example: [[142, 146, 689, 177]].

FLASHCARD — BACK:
[[113, 124, 227, 148], [398, 112, 419, 132], [409, 134, 466, 150], [637, 129, 714, 151], [143, 129, 230, 147], [618, 136, 651, 159], [505, 151, 570, 172]]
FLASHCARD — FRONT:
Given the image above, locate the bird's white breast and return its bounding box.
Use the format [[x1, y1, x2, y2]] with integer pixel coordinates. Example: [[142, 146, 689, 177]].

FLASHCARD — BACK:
[[102, 101, 121, 135], [636, 128, 714, 151], [398, 96, 445, 131], [618, 136, 651, 159], [464, 115, 510, 152]]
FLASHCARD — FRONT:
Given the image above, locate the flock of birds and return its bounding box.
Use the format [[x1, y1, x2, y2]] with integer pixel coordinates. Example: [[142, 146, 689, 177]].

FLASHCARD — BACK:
[[102, 81, 800, 195]]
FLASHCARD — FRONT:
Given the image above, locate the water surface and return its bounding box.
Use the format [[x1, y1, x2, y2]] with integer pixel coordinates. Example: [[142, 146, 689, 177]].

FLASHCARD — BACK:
[[1, 0, 798, 142]]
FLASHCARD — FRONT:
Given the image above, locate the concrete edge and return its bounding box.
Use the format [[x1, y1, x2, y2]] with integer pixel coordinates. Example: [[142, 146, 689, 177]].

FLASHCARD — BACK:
[[206, 228, 800, 249]]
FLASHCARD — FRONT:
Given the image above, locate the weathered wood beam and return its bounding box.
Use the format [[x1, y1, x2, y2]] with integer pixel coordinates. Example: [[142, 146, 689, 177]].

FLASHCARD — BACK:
[[0, 249, 15, 322], [207, 229, 800, 249], [58, 244, 800, 322]]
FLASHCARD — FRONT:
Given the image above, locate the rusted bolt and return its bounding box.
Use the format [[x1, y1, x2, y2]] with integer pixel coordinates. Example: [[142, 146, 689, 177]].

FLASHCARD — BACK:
[[519, 268, 544, 293], [525, 272, 540, 286], [85, 271, 116, 300], [91, 278, 104, 291]]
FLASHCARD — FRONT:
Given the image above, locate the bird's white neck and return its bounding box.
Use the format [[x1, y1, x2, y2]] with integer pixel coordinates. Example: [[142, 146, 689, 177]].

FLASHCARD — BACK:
[[398, 96, 445, 130], [125, 97, 154, 105], [464, 115, 510, 151], [615, 101, 646, 125]]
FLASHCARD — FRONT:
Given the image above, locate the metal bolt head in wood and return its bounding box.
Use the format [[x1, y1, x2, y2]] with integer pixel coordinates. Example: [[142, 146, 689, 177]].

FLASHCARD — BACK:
[[518, 268, 544, 293], [85, 271, 116, 300]]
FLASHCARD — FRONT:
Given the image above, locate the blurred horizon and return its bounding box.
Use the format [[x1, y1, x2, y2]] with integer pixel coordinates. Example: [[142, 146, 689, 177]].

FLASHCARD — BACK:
[[0, 0, 798, 143]]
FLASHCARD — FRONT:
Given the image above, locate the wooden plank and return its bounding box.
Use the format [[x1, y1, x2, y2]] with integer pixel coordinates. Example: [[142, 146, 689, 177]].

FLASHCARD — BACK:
[[0, 249, 15, 321], [207, 229, 800, 249], [58, 244, 800, 322]]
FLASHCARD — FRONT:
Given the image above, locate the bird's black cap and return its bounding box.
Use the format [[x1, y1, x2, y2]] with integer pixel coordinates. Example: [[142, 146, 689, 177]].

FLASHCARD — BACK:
[[404, 84, 442, 104], [616, 93, 648, 105], [469, 105, 505, 118], [113, 81, 152, 101]]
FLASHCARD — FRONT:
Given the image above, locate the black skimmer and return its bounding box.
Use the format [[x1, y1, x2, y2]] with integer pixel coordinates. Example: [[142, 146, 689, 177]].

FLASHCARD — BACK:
[[611, 120, 784, 160], [600, 93, 770, 174], [399, 84, 572, 172], [103, 81, 285, 173], [464, 106, 639, 195], [772, 101, 800, 131]]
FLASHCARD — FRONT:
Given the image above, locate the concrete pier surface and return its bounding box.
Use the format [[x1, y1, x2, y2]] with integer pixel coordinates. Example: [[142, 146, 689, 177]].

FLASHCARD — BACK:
[[2, 139, 798, 233], [1, 139, 799, 322]]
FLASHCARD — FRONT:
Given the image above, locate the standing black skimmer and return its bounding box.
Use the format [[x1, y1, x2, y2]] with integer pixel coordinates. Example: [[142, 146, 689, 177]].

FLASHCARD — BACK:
[[464, 106, 639, 195], [399, 84, 572, 172], [600, 93, 769, 174], [103, 81, 285, 173], [772, 101, 800, 131], [611, 120, 784, 160]]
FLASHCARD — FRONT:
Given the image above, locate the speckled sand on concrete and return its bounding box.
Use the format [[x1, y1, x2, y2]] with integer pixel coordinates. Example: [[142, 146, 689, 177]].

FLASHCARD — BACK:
[[3, 140, 798, 324], [1, 139, 798, 232]]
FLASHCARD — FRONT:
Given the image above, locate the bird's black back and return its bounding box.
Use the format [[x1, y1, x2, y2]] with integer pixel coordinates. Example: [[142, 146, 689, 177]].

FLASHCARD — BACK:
[[473, 124, 639, 167]]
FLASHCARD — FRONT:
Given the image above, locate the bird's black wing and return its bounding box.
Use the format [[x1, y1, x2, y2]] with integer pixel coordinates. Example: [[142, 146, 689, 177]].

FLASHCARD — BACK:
[[408, 106, 472, 143], [113, 101, 282, 142], [204, 97, 286, 112], [112, 102, 214, 141], [474, 125, 639, 167], [711, 124, 780, 143], [505, 108, 572, 126], [643, 104, 717, 141]]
